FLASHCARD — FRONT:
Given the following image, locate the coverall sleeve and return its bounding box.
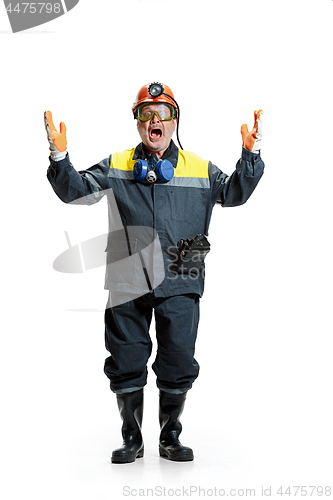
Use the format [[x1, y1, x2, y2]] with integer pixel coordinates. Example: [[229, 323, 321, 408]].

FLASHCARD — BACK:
[[209, 147, 264, 207], [46, 153, 111, 205]]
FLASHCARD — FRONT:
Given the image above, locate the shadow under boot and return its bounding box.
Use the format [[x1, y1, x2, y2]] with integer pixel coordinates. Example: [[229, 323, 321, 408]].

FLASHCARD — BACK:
[[111, 389, 144, 464], [159, 390, 194, 461]]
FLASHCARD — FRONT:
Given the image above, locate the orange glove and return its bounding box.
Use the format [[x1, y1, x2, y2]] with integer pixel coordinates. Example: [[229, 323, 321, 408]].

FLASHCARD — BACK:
[[241, 109, 263, 153], [44, 111, 67, 160]]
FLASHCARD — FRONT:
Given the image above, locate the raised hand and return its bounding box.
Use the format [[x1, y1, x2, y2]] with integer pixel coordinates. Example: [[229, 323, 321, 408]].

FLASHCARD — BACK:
[[241, 109, 263, 153], [44, 111, 67, 160]]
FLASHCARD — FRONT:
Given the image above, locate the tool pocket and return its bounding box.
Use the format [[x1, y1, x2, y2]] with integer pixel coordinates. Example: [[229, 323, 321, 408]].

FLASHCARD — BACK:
[[174, 234, 211, 274]]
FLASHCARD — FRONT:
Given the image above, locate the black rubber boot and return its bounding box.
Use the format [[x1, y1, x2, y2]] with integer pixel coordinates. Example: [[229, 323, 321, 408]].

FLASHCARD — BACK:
[[159, 390, 194, 461], [111, 389, 144, 464]]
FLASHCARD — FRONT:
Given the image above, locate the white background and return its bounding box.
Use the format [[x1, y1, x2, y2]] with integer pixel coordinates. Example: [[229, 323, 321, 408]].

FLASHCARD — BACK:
[[1, 0, 332, 498]]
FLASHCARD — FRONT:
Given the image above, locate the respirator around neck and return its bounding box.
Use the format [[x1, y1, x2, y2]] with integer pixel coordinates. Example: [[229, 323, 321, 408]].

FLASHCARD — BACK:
[[133, 157, 174, 183]]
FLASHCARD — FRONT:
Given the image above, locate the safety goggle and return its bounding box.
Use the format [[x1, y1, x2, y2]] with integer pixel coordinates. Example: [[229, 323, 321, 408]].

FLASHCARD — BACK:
[[136, 103, 176, 122]]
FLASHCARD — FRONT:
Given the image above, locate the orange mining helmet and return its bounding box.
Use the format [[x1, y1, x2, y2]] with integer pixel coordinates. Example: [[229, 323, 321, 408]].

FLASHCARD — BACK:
[[132, 82, 178, 117]]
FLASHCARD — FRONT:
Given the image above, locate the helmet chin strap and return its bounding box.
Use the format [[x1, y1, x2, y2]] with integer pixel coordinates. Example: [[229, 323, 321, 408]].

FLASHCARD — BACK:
[[162, 93, 183, 150]]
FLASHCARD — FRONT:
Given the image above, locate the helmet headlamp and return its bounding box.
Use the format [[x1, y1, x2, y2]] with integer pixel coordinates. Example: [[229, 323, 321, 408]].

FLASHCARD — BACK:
[[148, 83, 164, 97]]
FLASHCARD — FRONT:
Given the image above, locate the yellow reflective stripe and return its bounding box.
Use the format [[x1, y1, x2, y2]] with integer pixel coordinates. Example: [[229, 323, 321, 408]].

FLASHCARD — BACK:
[[174, 150, 209, 178], [110, 148, 209, 181], [110, 148, 136, 171]]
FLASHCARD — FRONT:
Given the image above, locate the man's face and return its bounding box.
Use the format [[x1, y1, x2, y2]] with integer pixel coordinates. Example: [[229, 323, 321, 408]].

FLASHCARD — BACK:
[[136, 103, 177, 157]]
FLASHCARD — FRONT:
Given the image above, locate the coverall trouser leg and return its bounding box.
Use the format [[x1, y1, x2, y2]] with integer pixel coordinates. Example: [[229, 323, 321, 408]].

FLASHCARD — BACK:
[[104, 293, 200, 393]]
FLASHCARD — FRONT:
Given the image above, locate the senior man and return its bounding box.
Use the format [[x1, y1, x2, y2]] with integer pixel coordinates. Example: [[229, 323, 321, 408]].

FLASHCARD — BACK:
[[45, 82, 264, 464]]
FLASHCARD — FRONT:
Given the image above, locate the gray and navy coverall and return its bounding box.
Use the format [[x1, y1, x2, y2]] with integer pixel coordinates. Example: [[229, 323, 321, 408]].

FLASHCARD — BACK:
[[47, 140, 264, 394]]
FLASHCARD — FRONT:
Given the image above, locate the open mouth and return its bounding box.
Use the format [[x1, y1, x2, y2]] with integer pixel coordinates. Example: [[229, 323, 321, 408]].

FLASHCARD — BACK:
[[149, 127, 163, 141]]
